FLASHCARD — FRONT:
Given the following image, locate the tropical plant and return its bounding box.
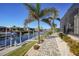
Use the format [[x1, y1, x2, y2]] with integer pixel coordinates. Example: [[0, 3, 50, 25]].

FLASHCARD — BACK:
[[24, 3, 58, 43], [42, 17, 60, 33], [52, 23, 57, 33], [34, 44, 40, 50]]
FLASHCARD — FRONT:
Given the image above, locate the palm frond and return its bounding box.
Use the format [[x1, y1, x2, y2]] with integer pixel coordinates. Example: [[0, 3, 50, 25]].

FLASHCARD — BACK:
[[40, 7, 58, 18], [24, 3, 36, 12], [56, 18, 61, 21], [42, 18, 51, 26], [53, 8, 58, 19], [35, 3, 40, 15], [24, 3, 39, 19], [24, 17, 36, 27]]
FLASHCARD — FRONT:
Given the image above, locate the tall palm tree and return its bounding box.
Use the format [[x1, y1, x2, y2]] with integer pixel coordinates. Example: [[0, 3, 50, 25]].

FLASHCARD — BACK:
[[42, 17, 60, 33], [51, 18, 60, 33], [51, 18, 59, 33], [24, 3, 58, 43], [52, 23, 57, 33]]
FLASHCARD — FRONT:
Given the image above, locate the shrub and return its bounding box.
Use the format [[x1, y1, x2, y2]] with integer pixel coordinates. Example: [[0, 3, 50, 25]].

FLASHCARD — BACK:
[[40, 39, 44, 43], [46, 30, 53, 36], [63, 36, 71, 43], [70, 42, 79, 56], [59, 33, 64, 39], [59, 34, 79, 56], [34, 45, 40, 50]]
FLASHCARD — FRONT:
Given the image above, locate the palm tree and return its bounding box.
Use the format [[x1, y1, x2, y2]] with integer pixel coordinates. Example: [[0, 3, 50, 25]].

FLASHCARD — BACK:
[[52, 23, 57, 33], [42, 17, 60, 33], [24, 3, 58, 43], [51, 18, 60, 33]]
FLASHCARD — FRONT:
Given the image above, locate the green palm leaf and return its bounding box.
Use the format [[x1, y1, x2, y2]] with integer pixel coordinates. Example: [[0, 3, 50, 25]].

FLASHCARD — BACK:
[[24, 3, 36, 12], [40, 8, 58, 18], [36, 3, 40, 15], [42, 18, 51, 26], [24, 18, 35, 27], [56, 18, 61, 21]]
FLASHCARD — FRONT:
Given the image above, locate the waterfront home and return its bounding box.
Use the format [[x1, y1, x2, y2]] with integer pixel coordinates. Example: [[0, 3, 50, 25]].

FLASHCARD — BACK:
[[0, 26, 10, 32], [0, 26, 37, 37], [60, 3, 79, 35]]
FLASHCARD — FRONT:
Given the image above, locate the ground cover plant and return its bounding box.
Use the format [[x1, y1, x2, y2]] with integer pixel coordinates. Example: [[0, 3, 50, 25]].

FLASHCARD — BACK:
[[59, 33, 79, 56]]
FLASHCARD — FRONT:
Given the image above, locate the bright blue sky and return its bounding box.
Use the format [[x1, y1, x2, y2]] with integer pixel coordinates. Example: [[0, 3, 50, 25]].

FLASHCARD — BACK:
[[0, 3, 72, 29]]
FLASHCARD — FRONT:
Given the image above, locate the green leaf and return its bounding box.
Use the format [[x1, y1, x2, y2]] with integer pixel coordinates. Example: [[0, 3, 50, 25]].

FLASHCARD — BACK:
[[42, 18, 51, 26], [24, 3, 36, 12], [36, 3, 40, 15]]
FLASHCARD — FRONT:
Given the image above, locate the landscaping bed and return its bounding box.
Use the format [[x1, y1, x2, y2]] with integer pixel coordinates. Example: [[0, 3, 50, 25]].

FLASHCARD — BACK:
[[5, 41, 36, 56], [59, 33, 79, 56]]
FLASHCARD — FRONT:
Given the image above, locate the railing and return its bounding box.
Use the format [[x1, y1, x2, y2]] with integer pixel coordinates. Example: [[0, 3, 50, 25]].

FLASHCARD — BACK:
[[0, 31, 45, 48]]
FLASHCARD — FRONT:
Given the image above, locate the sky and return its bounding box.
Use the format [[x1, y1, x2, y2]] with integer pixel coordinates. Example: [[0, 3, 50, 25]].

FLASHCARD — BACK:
[[0, 3, 72, 29]]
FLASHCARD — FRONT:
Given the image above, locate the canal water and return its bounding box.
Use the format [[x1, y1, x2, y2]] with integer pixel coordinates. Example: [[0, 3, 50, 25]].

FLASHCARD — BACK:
[[0, 32, 44, 47]]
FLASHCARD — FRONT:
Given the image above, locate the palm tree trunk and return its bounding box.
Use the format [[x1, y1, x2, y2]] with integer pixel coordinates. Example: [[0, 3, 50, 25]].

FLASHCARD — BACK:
[[38, 19, 40, 43], [50, 20, 52, 33], [52, 20, 54, 33]]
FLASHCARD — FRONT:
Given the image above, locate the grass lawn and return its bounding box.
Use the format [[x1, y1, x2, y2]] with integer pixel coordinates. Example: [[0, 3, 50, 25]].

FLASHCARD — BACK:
[[5, 41, 37, 56]]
